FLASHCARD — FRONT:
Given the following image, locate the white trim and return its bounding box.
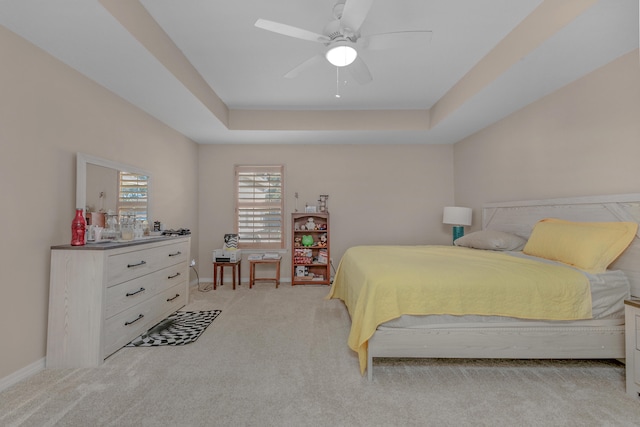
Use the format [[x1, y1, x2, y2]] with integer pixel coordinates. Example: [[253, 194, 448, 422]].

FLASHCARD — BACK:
[[0, 358, 45, 392], [198, 277, 293, 286]]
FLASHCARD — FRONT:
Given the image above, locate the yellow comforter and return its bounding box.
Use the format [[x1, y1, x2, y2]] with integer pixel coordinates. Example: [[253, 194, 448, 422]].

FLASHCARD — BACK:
[[327, 245, 593, 374]]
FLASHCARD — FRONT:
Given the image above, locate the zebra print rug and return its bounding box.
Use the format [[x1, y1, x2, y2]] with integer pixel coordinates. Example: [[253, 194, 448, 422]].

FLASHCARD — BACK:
[[126, 310, 221, 347]]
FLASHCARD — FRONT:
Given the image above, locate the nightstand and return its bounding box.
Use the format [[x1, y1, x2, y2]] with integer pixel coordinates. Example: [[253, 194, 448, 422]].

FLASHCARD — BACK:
[[624, 299, 640, 398]]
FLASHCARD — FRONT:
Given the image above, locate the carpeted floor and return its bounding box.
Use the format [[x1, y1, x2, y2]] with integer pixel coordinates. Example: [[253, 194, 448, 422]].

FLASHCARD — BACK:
[[2, 283, 640, 426]]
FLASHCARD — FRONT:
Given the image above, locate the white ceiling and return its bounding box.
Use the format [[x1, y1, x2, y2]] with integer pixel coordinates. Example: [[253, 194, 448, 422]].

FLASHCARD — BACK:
[[0, 0, 637, 145]]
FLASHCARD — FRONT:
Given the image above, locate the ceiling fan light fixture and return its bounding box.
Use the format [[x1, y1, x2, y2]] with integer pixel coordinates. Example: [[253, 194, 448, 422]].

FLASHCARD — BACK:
[[326, 44, 357, 67]]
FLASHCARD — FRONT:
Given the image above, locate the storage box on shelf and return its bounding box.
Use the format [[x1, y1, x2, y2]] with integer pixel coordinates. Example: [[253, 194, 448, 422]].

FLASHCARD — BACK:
[[291, 212, 330, 285]]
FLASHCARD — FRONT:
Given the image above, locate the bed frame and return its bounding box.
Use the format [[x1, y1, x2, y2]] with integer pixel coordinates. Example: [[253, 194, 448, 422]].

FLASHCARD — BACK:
[[366, 193, 640, 380]]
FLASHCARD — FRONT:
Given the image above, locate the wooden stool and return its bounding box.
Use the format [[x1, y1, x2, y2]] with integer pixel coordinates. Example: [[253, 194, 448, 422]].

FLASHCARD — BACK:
[[213, 260, 241, 290], [249, 257, 281, 288]]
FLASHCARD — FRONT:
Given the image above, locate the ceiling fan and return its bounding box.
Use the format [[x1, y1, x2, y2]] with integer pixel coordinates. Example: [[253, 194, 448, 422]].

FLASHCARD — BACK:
[[254, 0, 432, 84]]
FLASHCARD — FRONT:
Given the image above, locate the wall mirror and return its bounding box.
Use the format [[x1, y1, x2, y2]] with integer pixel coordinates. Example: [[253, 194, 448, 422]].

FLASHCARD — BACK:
[[76, 152, 151, 225]]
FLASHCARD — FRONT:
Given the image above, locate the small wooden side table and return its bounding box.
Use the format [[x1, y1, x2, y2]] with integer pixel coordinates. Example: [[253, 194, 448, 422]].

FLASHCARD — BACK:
[[249, 257, 281, 288], [213, 260, 241, 290]]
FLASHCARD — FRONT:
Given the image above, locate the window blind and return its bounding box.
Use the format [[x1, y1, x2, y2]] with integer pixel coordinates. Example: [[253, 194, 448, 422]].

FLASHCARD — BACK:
[[235, 165, 284, 249]]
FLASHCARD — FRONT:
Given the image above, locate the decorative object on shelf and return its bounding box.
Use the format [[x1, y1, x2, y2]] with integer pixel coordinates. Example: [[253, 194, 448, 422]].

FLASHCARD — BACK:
[[319, 194, 329, 212], [306, 217, 316, 230], [301, 235, 314, 247], [317, 248, 328, 264], [71, 209, 86, 246], [93, 226, 103, 242], [443, 206, 473, 243], [224, 233, 238, 250], [318, 233, 328, 247], [294, 248, 313, 264], [103, 211, 119, 241], [305, 204, 317, 213], [119, 213, 135, 241]]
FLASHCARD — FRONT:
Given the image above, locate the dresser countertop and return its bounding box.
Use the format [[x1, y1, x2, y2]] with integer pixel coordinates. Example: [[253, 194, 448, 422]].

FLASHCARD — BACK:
[[51, 235, 188, 250]]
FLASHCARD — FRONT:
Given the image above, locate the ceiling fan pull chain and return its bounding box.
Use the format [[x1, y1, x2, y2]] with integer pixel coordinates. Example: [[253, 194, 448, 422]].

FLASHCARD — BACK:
[[335, 67, 341, 98]]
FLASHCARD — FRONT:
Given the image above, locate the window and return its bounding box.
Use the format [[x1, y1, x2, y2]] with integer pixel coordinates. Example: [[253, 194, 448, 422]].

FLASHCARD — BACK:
[[235, 165, 284, 249], [117, 171, 148, 222]]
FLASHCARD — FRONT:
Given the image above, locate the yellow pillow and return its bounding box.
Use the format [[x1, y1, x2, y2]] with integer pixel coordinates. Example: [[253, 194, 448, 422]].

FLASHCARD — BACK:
[[522, 218, 638, 273]]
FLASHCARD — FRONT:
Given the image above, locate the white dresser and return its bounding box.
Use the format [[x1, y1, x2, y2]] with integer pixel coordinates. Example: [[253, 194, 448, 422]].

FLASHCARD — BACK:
[[47, 236, 190, 368]]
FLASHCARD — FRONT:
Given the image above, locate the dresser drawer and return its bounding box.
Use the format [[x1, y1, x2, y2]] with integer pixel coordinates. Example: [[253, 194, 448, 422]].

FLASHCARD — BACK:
[[105, 262, 187, 318], [104, 282, 187, 357], [106, 241, 189, 286]]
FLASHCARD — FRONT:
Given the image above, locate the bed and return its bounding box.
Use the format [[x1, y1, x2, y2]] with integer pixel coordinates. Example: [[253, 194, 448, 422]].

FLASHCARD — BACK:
[[327, 193, 640, 380]]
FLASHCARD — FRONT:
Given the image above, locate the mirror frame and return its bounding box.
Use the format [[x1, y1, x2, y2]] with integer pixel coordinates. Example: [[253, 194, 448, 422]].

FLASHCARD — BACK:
[[76, 152, 151, 221]]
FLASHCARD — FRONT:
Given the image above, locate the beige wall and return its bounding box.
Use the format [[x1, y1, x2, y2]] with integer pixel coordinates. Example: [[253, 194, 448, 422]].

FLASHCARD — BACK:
[[197, 144, 455, 282], [454, 49, 640, 227], [0, 26, 199, 380]]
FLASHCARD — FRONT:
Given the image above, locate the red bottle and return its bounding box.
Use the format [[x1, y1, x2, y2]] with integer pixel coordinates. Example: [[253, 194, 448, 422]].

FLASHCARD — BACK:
[[71, 209, 86, 246]]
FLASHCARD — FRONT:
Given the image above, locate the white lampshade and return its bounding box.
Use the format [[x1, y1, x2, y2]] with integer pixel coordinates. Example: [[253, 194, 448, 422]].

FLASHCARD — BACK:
[[443, 207, 472, 226], [326, 44, 357, 67]]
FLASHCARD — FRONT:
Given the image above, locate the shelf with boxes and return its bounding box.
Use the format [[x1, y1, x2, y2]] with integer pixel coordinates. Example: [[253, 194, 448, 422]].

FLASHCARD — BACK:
[[291, 212, 330, 285]]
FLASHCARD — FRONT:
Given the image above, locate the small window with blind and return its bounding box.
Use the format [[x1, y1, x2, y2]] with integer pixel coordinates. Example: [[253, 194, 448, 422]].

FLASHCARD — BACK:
[[235, 165, 284, 249], [117, 171, 148, 222]]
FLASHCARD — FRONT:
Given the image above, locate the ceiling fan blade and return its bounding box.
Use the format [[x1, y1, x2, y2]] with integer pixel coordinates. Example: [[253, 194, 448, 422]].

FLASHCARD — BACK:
[[284, 54, 325, 79], [340, 0, 374, 33], [360, 31, 433, 51], [255, 18, 330, 43], [347, 56, 373, 84]]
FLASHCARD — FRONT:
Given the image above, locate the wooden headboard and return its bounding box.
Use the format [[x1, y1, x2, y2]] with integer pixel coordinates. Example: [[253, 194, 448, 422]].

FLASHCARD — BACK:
[[482, 193, 640, 297]]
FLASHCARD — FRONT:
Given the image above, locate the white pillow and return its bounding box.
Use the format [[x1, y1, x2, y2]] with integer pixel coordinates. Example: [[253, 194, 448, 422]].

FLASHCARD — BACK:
[[454, 230, 527, 251]]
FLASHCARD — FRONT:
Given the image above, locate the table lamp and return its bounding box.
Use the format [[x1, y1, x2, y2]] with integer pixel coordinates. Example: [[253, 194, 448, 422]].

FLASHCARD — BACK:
[[443, 206, 472, 243]]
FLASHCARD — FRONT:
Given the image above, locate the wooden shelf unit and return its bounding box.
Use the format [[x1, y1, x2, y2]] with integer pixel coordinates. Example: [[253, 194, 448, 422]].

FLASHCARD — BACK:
[[291, 212, 330, 285]]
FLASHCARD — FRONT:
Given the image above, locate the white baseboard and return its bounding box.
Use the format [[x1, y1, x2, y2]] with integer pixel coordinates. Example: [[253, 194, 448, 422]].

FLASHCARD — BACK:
[[0, 358, 45, 392], [198, 277, 292, 285]]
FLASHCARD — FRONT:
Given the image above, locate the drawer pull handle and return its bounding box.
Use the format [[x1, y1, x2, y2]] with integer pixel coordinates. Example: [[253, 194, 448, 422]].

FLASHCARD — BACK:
[[167, 294, 180, 302], [127, 260, 147, 268], [168, 272, 181, 279], [124, 314, 144, 326], [168, 251, 182, 257], [126, 287, 146, 297]]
